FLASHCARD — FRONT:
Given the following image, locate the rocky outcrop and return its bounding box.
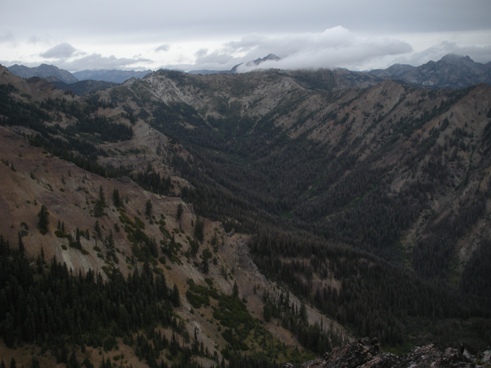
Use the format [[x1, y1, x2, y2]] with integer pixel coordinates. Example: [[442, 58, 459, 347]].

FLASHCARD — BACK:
[[287, 338, 491, 368]]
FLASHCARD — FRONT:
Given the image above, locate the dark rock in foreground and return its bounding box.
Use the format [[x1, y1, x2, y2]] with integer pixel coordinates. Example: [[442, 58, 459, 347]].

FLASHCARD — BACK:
[[287, 338, 491, 368]]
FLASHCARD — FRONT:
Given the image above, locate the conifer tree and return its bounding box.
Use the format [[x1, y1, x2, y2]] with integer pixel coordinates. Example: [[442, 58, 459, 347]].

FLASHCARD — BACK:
[[300, 301, 308, 323], [112, 188, 121, 208], [145, 199, 153, 219], [17, 232, 25, 255], [171, 285, 181, 307], [194, 216, 204, 242], [94, 221, 102, 239], [3, 312, 15, 347], [98, 186, 106, 206], [176, 203, 183, 222], [37, 205, 49, 234]]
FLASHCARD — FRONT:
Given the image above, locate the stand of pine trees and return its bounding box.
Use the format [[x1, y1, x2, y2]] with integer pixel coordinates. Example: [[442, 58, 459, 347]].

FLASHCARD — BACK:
[[0, 235, 292, 367]]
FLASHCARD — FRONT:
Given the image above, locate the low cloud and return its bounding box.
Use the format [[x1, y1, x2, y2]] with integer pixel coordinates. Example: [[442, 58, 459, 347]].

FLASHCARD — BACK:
[[164, 26, 414, 72], [36, 43, 154, 71], [4, 27, 488, 73], [226, 27, 413, 72], [0, 32, 14, 43], [194, 49, 236, 67], [40, 42, 78, 59], [394, 41, 491, 66], [155, 44, 170, 52], [58, 53, 153, 71]]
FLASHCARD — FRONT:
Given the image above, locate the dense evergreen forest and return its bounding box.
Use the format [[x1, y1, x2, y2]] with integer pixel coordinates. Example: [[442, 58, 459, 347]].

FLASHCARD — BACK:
[[250, 232, 491, 346], [0, 237, 286, 367]]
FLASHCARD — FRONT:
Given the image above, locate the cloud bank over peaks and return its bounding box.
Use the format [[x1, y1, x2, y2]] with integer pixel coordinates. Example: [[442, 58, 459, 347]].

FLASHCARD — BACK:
[[228, 27, 413, 72], [164, 27, 414, 73], [392, 41, 491, 68], [5, 26, 489, 73], [155, 44, 170, 52]]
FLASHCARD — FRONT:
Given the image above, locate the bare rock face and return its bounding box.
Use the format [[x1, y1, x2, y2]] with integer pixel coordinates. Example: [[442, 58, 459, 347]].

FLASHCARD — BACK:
[[320, 338, 399, 368], [289, 338, 482, 368], [399, 344, 474, 368]]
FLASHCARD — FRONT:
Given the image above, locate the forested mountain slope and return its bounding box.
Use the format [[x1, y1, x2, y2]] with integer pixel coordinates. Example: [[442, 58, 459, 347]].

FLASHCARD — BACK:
[[126, 68, 491, 281], [1, 64, 490, 367]]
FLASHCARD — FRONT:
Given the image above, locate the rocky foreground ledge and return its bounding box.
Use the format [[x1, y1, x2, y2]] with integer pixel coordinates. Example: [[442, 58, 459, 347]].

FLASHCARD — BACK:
[[285, 338, 491, 368]]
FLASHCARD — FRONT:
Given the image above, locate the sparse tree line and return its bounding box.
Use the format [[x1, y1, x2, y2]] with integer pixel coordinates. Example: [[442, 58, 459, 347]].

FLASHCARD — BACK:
[[261, 290, 345, 354]]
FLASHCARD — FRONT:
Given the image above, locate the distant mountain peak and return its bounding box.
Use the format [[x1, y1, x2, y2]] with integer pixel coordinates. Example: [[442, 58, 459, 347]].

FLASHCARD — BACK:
[[6, 64, 152, 85], [247, 53, 281, 67], [370, 53, 491, 88], [7, 64, 78, 84], [247, 54, 281, 66], [72, 69, 152, 84], [230, 54, 281, 73], [440, 54, 473, 63]]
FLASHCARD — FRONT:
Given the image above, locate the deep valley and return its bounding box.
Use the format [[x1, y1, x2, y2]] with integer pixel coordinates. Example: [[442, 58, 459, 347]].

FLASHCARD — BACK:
[[1, 58, 491, 367]]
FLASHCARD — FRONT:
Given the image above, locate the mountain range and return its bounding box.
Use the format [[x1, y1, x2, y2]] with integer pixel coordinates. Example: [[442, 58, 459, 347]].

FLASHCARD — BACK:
[[1, 57, 491, 367], [369, 54, 491, 88], [72, 69, 152, 83], [7, 64, 152, 84], [7, 63, 79, 84], [7, 54, 491, 90]]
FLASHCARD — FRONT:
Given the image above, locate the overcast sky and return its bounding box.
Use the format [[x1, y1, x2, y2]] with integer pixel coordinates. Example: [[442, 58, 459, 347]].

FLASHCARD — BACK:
[[1, 0, 491, 72]]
